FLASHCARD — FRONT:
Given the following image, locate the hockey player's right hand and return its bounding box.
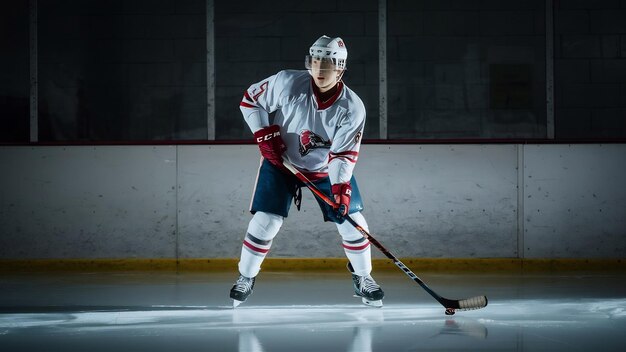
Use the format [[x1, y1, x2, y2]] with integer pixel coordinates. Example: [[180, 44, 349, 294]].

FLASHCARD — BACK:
[[331, 182, 352, 218], [254, 125, 287, 168]]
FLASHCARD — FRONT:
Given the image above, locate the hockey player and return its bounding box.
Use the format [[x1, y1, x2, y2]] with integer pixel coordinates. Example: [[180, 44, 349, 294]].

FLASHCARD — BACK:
[[230, 35, 384, 308]]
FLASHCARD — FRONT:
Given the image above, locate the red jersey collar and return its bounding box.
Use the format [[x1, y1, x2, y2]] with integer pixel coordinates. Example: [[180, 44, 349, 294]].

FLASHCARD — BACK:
[[311, 79, 344, 110]]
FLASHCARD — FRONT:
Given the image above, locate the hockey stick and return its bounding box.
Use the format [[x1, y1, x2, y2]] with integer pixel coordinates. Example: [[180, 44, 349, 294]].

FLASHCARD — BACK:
[[282, 157, 488, 315]]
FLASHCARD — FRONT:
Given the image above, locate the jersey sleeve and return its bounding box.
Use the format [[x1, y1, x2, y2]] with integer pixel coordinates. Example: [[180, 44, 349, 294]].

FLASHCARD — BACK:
[[239, 71, 289, 133], [328, 103, 366, 185]]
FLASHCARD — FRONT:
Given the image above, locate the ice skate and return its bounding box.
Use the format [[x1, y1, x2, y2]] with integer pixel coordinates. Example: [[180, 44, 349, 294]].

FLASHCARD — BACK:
[[348, 262, 384, 308], [230, 274, 255, 308]]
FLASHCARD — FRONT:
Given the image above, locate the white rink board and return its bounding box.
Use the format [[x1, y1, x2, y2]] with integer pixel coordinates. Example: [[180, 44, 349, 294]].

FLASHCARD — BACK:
[[354, 145, 519, 258], [176, 145, 259, 259], [0, 146, 177, 258], [1, 144, 625, 259], [523, 144, 626, 258]]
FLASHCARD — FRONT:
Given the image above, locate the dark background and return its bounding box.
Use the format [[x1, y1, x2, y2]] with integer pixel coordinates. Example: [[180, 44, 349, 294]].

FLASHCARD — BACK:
[[1, 0, 625, 142]]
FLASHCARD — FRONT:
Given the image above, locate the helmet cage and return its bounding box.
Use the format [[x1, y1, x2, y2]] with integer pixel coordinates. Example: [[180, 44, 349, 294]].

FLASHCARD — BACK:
[[304, 55, 345, 71]]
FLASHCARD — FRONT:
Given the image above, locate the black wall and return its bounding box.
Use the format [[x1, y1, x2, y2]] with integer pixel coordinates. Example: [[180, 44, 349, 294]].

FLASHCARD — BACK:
[[1, 0, 625, 142]]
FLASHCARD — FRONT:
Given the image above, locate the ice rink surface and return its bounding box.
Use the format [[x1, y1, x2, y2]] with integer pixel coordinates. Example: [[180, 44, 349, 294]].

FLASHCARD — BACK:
[[1, 270, 625, 351]]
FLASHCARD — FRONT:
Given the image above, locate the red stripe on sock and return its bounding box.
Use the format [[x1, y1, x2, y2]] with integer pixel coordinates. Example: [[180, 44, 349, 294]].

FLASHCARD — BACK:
[[243, 240, 269, 254], [342, 242, 370, 251]]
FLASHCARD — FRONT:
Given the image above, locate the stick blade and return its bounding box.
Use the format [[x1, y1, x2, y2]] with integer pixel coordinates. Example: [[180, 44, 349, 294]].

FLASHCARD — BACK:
[[455, 295, 488, 311]]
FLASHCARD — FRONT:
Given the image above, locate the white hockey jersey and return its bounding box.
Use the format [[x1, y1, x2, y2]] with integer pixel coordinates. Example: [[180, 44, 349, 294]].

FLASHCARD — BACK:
[[240, 70, 366, 185]]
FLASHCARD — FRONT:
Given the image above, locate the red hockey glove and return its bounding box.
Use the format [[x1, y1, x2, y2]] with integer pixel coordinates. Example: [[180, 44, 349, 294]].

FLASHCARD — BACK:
[[254, 125, 287, 168], [331, 183, 352, 218]]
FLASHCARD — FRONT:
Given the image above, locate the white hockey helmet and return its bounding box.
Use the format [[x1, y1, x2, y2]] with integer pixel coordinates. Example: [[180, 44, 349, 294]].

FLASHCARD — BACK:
[[305, 35, 348, 71]]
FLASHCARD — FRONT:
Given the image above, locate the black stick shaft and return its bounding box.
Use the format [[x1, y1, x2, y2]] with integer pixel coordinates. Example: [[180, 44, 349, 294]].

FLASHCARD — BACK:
[[282, 158, 452, 307]]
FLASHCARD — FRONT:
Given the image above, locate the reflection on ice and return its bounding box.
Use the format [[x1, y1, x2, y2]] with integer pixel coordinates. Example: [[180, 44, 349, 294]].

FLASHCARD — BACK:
[[434, 319, 488, 339], [239, 330, 263, 352], [1, 299, 625, 351], [3, 299, 625, 331]]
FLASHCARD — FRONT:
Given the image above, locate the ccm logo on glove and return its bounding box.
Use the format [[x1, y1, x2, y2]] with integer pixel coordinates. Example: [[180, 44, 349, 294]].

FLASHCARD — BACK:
[[256, 131, 281, 142]]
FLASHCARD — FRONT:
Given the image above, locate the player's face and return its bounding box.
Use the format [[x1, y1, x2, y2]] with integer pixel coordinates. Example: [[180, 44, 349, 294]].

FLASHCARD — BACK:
[[309, 58, 341, 92]]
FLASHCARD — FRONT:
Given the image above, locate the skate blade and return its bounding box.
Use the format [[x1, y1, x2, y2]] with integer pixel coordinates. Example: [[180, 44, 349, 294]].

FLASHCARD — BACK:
[[232, 299, 244, 308], [361, 297, 383, 308]]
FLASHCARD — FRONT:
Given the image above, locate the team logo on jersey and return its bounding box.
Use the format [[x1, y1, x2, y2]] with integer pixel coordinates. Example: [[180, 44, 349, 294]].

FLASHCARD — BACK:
[[299, 130, 331, 156]]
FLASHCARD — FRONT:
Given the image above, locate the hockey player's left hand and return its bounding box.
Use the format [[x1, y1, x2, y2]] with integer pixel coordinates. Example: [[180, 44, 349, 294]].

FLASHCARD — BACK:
[[331, 183, 352, 218]]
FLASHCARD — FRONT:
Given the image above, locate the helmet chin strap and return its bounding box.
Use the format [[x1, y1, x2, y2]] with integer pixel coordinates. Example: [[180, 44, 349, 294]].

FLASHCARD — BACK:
[[337, 69, 345, 82], [327, 70, 345, 89]]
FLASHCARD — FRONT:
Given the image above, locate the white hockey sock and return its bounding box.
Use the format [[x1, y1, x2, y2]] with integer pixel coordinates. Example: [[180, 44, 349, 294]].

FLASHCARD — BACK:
[[239, 233, 272, 278], [337, 212, 372, 277], [238, 212, 282, 278], [343, 238, 372, 276]]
